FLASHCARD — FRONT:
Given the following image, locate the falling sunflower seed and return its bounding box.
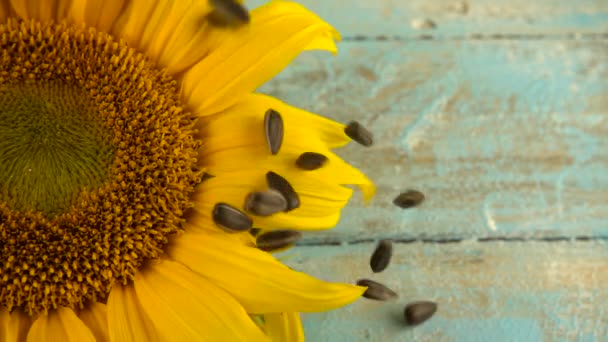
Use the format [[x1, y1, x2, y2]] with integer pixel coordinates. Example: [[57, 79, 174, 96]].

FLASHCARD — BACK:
[[370, 239, 393, 273], [208, 0, 250, 27], [256, 230, 303, 252], [344, 121, 373, 147], [266, 171, 300, 211], [295, 152, 328, 171], [244, 189, 287, 216], [356, 279, 398, 301], [393, 190, 425, 209], [264, 109, 284, 155], [404, 301, 437, 326], [212, 203, 253, 232]]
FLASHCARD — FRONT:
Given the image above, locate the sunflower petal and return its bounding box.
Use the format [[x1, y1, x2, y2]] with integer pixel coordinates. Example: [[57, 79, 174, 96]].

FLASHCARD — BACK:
[[182, 1, 339, 115], [264, 312, 305, 342], [110, 0, 213, 72], [0, 309, 31, 342], [133, 260, 269, 341], [192, 171, 350, 230], [78, 303, 109, 342], [8, 0, 53, 21], [107, 282, 161, 342], [200, 94, 351, 151], [167, 231, 366, 313], [27, 308, 95, 342]]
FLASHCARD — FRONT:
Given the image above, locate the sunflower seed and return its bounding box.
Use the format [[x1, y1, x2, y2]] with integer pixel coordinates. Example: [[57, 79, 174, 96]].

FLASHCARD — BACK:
[[344, 121, 373, 147], [244, 189, 287, 216], [393, 190, 425, 209], [404, 301, 437, 326], [356, 279, 398, 301], [264, 109, 283, 155], [208, 0, 250, 27], [295, 152, 328, 170], [370, 239, 393, 273], [249, 228, 261, 236], [256, 230, 303, 252], [212, 203, 252, 232], [266, 171, 300, 211]]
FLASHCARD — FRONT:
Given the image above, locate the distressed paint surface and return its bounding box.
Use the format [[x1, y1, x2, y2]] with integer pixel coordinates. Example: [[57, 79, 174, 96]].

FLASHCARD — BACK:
[[251, 0, 608, 340], [260, 39, 608, 242], [250, 0, 608, 37], [282, 242, 608, 341]]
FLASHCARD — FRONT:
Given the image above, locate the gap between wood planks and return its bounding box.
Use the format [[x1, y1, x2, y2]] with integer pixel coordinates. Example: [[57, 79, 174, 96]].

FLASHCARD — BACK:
[[298, 235, 608, 246], [341, 32, 608, 41]]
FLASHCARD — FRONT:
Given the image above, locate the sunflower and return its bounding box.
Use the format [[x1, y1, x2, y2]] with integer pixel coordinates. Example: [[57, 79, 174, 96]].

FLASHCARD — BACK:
[[0, 0, 375, 340]]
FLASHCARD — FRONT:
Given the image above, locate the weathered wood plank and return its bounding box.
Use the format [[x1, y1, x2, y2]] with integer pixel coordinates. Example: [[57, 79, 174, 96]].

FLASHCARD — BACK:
[[249, 0, 608, 37], [282, 241, 608, 341], [259, 40, 608, 241]]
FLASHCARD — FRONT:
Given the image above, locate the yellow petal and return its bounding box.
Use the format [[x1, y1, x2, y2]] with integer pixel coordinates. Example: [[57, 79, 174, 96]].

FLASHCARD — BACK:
[[27, 308, 96, 342], [111, 0, 212, 72], [133, 260, 269, 341], [182, 1, 339, 115], [265, 312, 305, 342], [167, 231, 366, 313], [200, 94, 351, 151], [83, 0, 127, 32], [192, 170, 350, 230], [0, 309, 31, 342], [78, 303, 110, 342], [7, 0, 69, 21], [107, 282, 161, 342]]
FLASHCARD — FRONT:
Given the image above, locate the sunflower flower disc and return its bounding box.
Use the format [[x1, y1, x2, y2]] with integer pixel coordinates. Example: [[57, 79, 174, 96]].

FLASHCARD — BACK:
[[0, 19, 201, 316], [0, 1, 376, 340]]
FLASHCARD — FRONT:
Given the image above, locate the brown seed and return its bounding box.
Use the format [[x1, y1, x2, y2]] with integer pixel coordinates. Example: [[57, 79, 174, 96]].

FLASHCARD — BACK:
[[264, 109, 284, 155], [249, 228, 261, 236], [244, 189, 287, 216], [295, 152, 328, 171], [393, 190, 425, 209], [212, 203, 252, 232], [404, 301, 437, 326], [370, 239, 393, 273], [356, 279, 398, 301], [266, 171, 300, 211], [256, 230, 303, 252], [208, 0, 250, 27], [344, 121, 373, 147]]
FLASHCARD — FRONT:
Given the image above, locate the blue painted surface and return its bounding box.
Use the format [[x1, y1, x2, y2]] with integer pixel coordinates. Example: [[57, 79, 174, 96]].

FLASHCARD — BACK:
[[261, 40, 608, 241], [255, 0, 608, 340]]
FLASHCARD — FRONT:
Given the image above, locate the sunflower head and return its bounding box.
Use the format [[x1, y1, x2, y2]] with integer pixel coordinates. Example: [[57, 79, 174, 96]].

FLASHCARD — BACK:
[[0, 0, 374, 340]]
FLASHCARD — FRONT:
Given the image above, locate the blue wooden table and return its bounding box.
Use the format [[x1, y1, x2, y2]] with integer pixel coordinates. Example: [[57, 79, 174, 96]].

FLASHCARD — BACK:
[[253, 0, 608, 340]]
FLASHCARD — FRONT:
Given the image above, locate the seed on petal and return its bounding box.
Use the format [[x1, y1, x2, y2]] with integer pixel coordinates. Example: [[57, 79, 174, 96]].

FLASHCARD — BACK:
[[212, 203, 253, 232], [344, 121, 373, 147], [295, 152, 328, 171], [256, 230, 303, 252], [404, 301, 438, 326], [266, 171, 300, 211], [208, 0, 250, 27], [249, 228, 261, 236], [356, 279, 398, 301], [393, 190, 425, 209], [264, 109, 284, 155], [245, 189, 287, 216], [370, 239, 393, 273]]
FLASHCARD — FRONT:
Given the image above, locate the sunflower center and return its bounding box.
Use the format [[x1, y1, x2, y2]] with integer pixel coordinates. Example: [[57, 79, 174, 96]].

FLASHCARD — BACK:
[[0, 82, 113, 216], [0, 20, 201, 315]]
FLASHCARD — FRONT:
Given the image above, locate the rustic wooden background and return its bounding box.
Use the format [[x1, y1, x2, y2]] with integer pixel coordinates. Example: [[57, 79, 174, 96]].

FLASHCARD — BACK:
[[252, 0, 608, 340]]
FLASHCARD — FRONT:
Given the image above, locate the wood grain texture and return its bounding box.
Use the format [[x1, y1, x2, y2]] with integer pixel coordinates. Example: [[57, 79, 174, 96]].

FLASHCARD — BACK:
[[280, 242, 608, 341], [259, 40, 608, 241], [249, 0, 608, 37]]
